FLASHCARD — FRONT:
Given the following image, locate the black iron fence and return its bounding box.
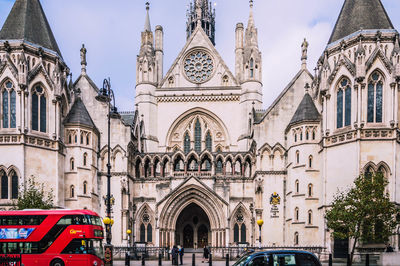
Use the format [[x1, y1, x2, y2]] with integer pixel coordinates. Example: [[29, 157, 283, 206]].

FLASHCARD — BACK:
[[113, 246, 168, 260], [0, 255, 22, 266]]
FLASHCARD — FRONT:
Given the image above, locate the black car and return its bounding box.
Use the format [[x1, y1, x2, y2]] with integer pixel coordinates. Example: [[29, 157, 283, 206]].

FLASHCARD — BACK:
[[232, 250, 322, 266]]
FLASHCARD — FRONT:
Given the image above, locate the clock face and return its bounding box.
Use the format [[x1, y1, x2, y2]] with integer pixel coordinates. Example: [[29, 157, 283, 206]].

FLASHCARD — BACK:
[[183, 50, 214, 83]]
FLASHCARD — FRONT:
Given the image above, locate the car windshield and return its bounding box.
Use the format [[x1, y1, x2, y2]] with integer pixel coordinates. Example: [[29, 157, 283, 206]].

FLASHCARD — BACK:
[[233, 254, 252, 266], [87, 239, 104, 259]]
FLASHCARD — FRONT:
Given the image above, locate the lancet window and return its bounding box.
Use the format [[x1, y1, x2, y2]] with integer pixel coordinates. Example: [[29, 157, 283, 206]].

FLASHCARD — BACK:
[[31, 85, 46, 132], [337, 78, 351, 128], [2, 81, 16, 129], [367, 72, 383, 123]]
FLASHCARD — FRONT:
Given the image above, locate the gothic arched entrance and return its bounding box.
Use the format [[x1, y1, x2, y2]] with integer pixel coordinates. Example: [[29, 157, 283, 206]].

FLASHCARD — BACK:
[[157, 182, 227, 248], [175, 203, 210, 249]]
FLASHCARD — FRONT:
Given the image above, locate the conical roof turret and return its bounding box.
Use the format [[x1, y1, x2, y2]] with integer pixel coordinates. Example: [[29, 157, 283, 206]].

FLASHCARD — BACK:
[[329, 0, 394, 44], [0, 0, 62, 56]]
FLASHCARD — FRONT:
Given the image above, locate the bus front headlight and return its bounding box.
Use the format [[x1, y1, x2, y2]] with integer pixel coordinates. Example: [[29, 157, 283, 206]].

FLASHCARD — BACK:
[[93, 261, 98, 266]]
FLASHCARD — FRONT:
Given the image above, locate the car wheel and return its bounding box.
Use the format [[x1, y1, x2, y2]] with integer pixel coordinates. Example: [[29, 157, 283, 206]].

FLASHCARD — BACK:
[[50, 259, 65, 266]]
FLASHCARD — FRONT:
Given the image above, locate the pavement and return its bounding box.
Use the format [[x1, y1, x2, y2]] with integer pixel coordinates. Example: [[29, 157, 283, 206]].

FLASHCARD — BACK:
[[113, 253, 351, 266]]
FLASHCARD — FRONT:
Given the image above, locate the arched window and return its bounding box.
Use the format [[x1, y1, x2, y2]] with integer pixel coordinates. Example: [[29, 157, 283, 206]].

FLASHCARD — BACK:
[[80, 133, 84, 144], [168, 76, 174, 87], [306, 130, 309, 140], [31, 85, 46, 132], [294, 232, 299, 245], [86, 133, 90, 145], [184, 132, 191, 153], [70, 185, 75, 198], [147, 224, 153, 242], [308, 183, 313, 197], [70, 158, 75, 171], [216, 159, 223, 174], [68, 133, 72, 144], [337, 78, 351, 128], [309, 155, 313, 168], [296, 151, 300, 164], [295, 207, 299, 221], [74, 134, 77, 143], [300, 131, 303, 141], [295, 180, 299, 194], [312, 130, 316, 140], [205, 132, 212, 151], [11, 171, 18, 199], [308, 210, 313, 224], [240, 224, 246, 243], [294, 133, 297, 142], [194, 119, 201, 153], [83, 153, 87, 166], [83, 181, 87, 194], [1, 171, 8, 199], [233, 223, 239, 242], [140, 223, 146, 242], [367, 72, 383, 123], [135, 160, 141, 178], [250, 58, 254, 78], [2, 81, 16, 129], [144, 160, 151, 178]]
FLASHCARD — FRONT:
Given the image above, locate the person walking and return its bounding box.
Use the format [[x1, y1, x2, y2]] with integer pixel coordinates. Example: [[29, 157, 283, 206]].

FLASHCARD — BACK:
[[178, 245, 184, 265], [172, 245, 179, 265], [202, 245, 209, 263]]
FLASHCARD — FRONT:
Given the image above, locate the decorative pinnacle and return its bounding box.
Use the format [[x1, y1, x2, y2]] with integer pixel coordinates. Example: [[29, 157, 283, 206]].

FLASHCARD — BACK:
[[146, 2, 149, 10], [250, 0, 254, 8]]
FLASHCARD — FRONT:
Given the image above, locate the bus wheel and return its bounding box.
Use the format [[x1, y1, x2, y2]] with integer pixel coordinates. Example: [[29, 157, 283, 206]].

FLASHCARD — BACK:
[[50, 259, 65, 266]]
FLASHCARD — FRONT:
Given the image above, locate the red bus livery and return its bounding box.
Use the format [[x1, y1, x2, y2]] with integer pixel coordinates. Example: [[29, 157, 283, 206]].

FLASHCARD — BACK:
[[0, 209, 104, 266]]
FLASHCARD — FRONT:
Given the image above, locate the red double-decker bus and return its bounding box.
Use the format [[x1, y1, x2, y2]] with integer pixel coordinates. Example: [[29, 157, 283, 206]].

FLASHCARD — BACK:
[[0, 209, 104, 266]]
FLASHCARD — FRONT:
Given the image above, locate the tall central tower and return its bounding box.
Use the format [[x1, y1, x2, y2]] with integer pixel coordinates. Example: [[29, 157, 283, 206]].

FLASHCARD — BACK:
[[186, 0, 216, 45]]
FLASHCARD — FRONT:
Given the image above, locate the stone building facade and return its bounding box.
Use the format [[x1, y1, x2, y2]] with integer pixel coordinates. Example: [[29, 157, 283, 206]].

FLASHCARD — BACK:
[[0, 0, 399, 255]]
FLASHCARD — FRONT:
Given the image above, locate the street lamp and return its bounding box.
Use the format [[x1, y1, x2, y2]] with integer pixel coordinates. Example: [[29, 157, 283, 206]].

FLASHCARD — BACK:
[[257, 219, 264, 249], [101, 78, 117, 266]]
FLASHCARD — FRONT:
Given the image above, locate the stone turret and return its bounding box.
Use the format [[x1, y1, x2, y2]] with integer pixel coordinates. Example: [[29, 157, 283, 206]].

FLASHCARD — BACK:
[[238, 0, 262, 149], [135, 2, 158, 151]]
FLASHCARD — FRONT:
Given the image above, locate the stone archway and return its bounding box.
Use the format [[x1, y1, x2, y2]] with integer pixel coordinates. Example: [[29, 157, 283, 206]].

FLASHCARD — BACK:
[[175, 203, 211, 249], [157, 182, 227, 248]]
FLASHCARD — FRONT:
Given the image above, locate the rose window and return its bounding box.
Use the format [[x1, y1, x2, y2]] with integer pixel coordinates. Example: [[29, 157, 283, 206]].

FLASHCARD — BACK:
[[184, 50, 214, 83]]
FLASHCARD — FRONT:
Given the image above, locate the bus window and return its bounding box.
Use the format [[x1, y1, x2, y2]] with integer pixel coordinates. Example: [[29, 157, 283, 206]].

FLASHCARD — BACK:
[[62, 239, 88, 254], [0, 242, 6, 253], [8, 243, 18, 254], [19, 242, 39, 254], [90, 216, 102, 226], [57, 216, 73, 225]]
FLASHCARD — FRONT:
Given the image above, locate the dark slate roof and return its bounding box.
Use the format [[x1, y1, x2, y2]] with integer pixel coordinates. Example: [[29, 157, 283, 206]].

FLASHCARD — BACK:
[[288, 93, 320, 127], [120, 112, 136, 127], [328, 0, 394, 44], [0, 0, 62, 56], [64, 97, 96, 128]]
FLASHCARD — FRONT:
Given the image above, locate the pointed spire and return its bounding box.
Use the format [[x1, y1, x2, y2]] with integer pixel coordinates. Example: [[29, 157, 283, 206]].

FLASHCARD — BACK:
[[0, 0, 62, 56], [248, 0, 255, 28], [301, 38, 308, 70], [144, 2, 151, 32], [329, 0, 394, 44], [186, 0, 216, 45], [245, 0, 258, 47]]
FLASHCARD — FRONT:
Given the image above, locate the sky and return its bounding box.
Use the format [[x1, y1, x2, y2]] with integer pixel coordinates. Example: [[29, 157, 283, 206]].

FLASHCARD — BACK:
[[1, 0, 400, 112]]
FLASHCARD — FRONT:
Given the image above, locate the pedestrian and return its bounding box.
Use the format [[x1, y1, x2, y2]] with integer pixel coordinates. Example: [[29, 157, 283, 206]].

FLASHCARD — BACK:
[[202, 245, 209, 263], [386, 243, 394, 252], [172, 245, 179, 265], [178, 245, 184, 265]]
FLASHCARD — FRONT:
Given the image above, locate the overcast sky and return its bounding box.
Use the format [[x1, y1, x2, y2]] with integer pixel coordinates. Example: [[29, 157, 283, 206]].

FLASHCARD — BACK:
[[1, 0, 400, 111]]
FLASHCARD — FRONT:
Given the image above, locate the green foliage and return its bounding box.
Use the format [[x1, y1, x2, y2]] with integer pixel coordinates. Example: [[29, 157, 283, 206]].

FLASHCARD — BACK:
[[13, 176, 54, 210], [325, 172, 398, 264]]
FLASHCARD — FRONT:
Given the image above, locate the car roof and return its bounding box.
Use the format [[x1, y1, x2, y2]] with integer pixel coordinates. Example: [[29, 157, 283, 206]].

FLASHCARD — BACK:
[[250, 250, 316, 256]]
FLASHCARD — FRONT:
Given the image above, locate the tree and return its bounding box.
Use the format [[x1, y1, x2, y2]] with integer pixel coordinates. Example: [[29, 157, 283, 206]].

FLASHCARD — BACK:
[[325, 172, 398, 265], [13, 176, 54, 210]]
